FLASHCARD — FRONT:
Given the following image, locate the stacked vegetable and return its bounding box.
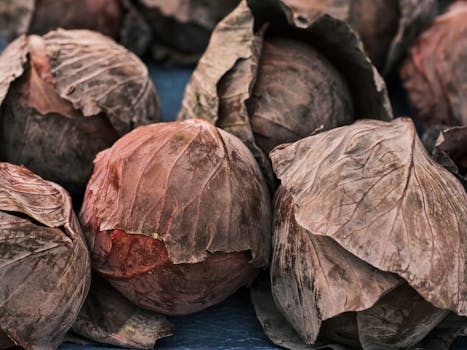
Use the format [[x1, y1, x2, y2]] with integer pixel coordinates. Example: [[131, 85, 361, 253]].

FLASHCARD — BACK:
[[0, 0, 466, 349]]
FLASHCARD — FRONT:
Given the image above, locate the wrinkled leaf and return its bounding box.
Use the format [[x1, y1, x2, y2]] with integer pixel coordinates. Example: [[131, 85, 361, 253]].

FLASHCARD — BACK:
[[0, 162, 74, 228], [71, 276, 173, 349], [10, 35, 79, 118], [357, 284, 448, 349], [0, 162, 90, 350], [179, 1, 274, 181], [178, 1, 255, 123], [43, 29, 162, 135], [178, 0, 391, 184], [0, 37, 119, 196], [217, 27, 275, 184], [251, 272, 351, 350], [80, 119, 271, 267], [400, 2, 467, 128], [432, 126, 467, 189], [275, 0, 391, 117], [80, 119, 270, 315], [0, 31, 162, 196], [271, 187, 400, 343], [270, 118, 467, 316]]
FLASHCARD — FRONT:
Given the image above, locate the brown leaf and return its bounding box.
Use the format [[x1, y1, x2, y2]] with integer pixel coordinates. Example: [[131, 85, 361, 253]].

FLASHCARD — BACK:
[[0, 35, 28, 105], [270, 118, 467, 316], [178, 1, 255, 123], [357, 284, 448, 349], [0, 161, 73, 228], [271, 187, 400, 343], [71, 276, 173, 349], [0, 162, 90, 350], [179, 2, 275, 183], [43, 29, 162, 135], [217, 27, 275, 185], [0, 31, 158, 197], [254, 0, 392, 121], [18, 35, 79, 119], [80, 119, 270, 315], [251, 272, 354, 350]]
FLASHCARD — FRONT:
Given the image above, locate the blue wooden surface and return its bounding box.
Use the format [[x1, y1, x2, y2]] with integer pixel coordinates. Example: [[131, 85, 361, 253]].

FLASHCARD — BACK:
[[62, 288, 279, 350], [148, 63, 192, 122]]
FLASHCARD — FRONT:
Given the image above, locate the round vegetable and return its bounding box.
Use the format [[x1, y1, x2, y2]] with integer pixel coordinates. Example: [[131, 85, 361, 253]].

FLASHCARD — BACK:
[[401, 1, 467, 129], [0, 162, 91, 349], [80, 119, 271, 315], [0, 29, 162, 197], [257, 118, 467, 349]]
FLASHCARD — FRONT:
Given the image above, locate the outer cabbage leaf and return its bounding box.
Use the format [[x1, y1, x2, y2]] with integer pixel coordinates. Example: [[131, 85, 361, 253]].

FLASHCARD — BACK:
[[251, 272, 354, 350], [0, 163, 90, 349], [43, 29, 162, 135], [0, 35, 28, 104], [271, 118, 467, 316], [270, 187, 400, 343], [71, 277, 173, 349]]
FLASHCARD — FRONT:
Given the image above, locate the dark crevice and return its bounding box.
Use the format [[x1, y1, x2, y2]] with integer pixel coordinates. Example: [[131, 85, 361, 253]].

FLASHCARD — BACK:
[[0, 326, 19, 349], [0, 209, 68, 237]]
